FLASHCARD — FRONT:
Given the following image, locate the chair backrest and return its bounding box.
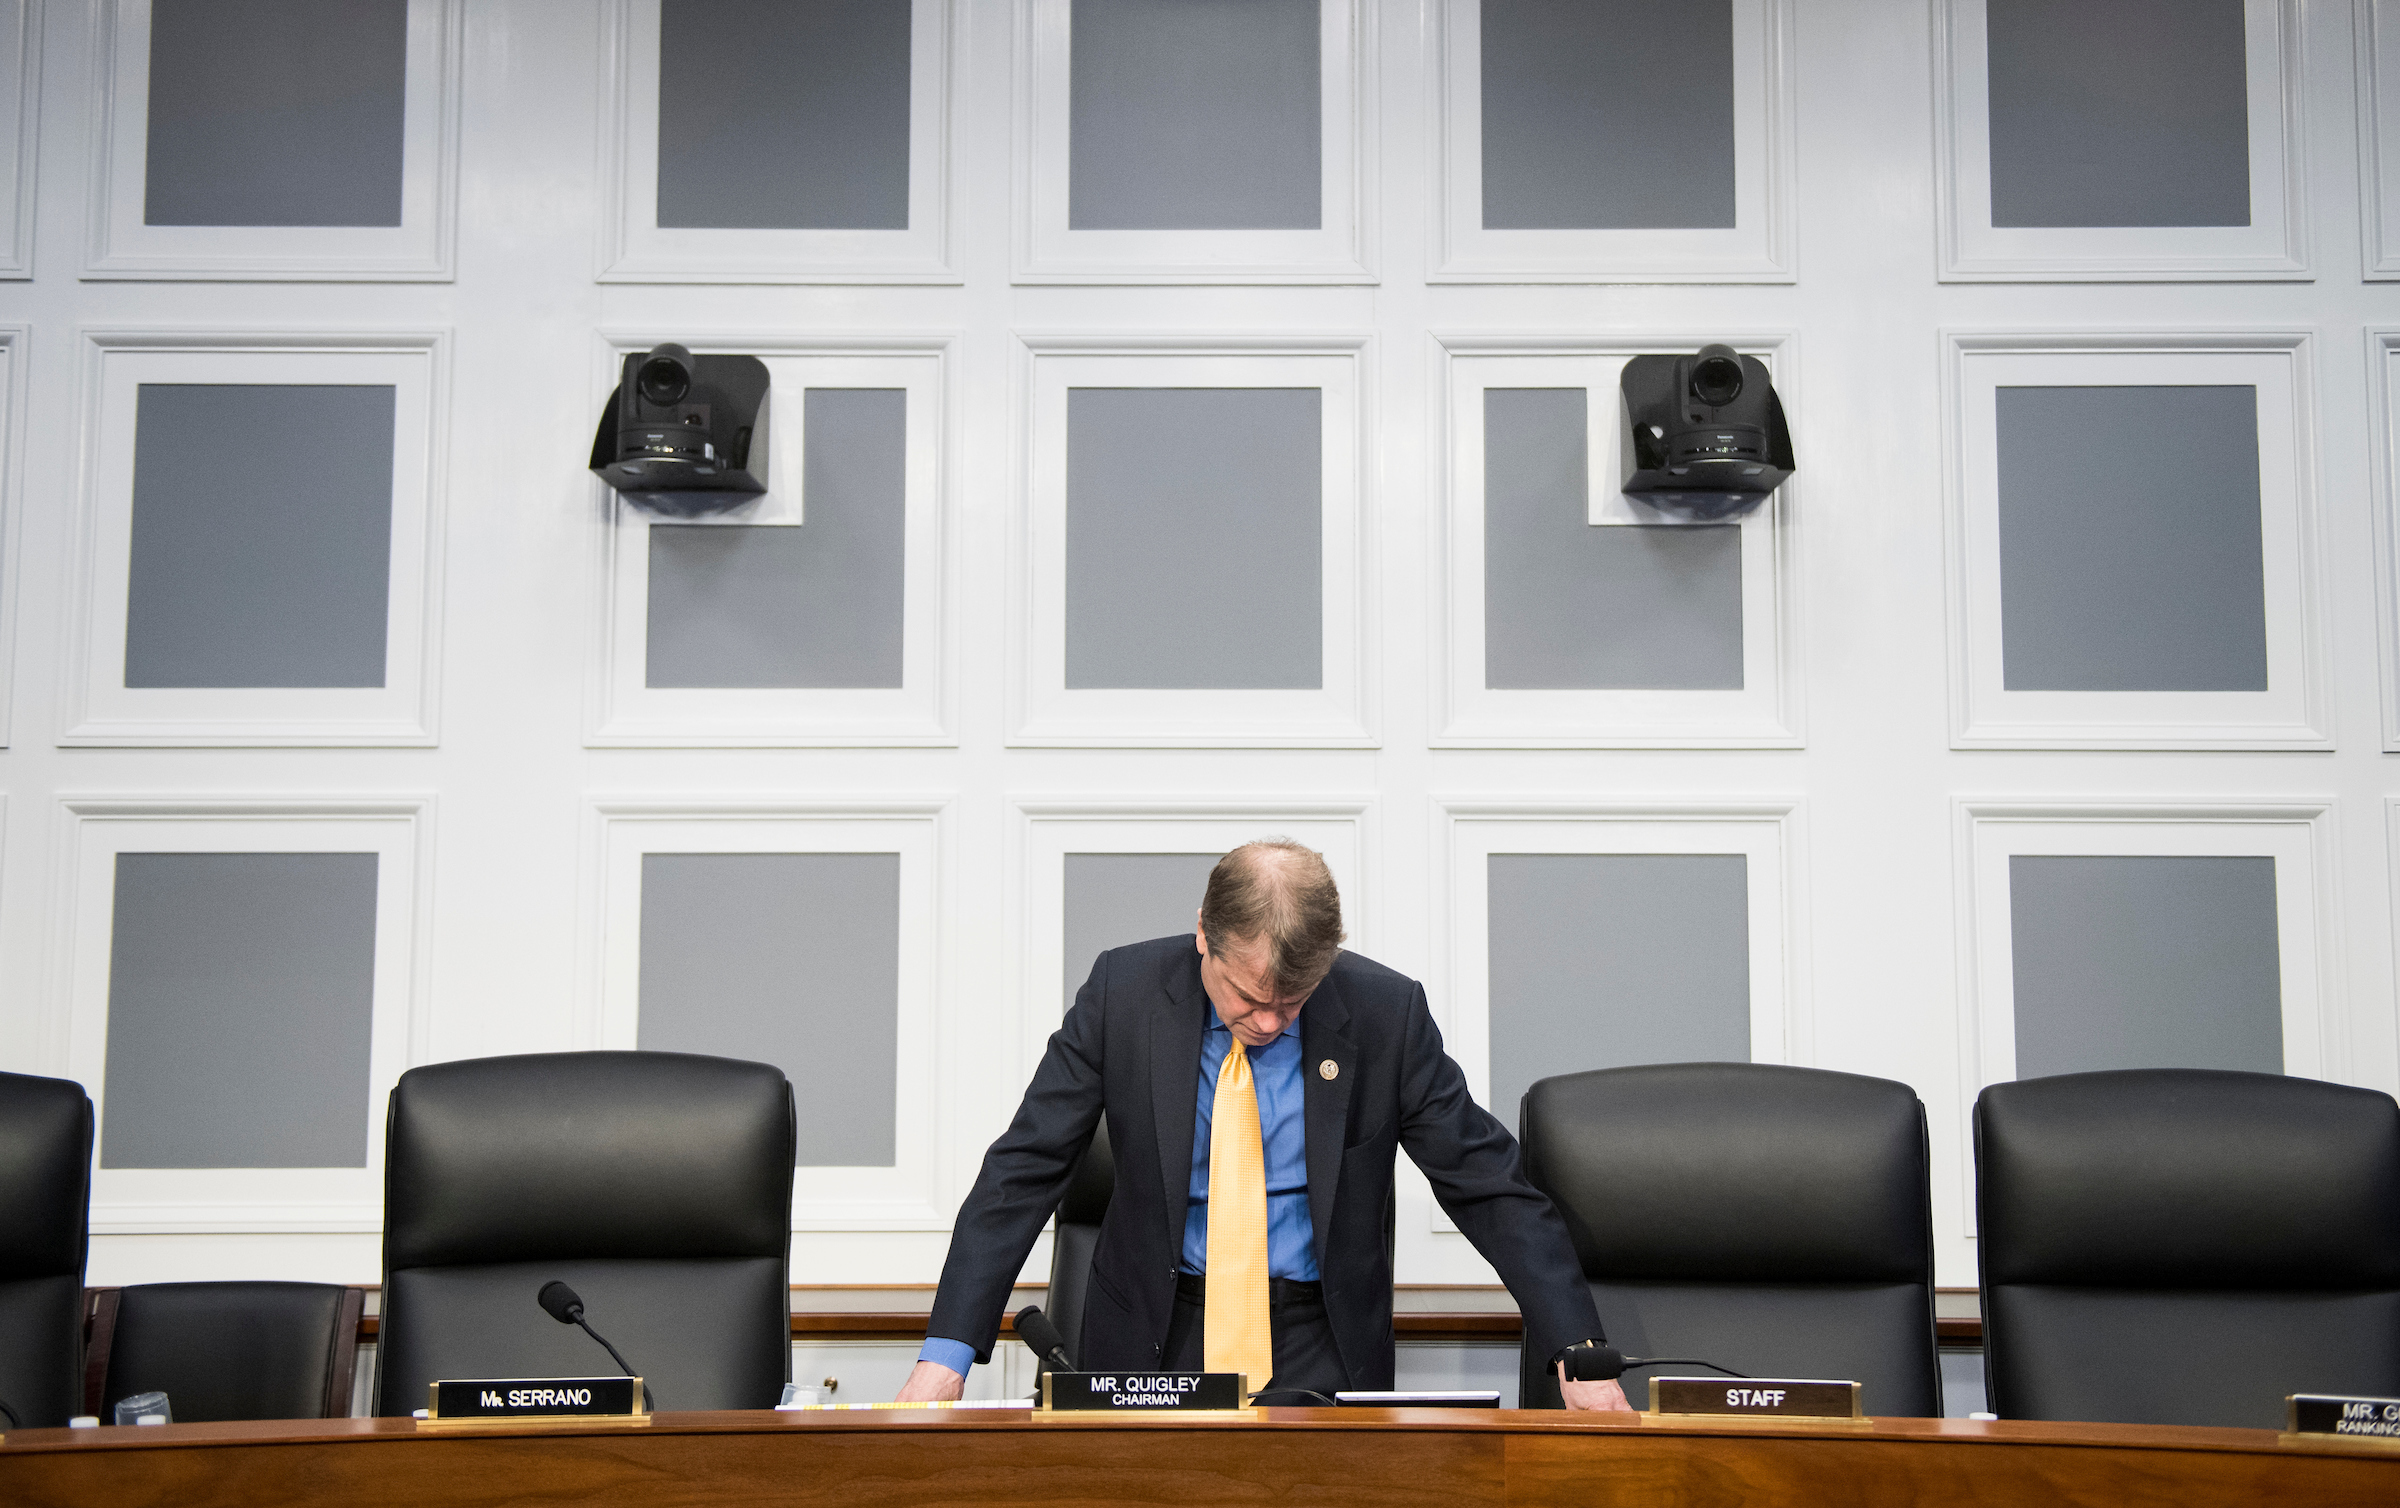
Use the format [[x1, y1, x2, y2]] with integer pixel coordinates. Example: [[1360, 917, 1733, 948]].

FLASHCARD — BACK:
[[1976, 1068, 2400, 1428], [1517, 1062, 1939, 1415], [93, 1282, 362, 1421], [0, 1071, 94, 1427], [1046, 1122, 1115, 1370], [375, 1050, 796, 1415]]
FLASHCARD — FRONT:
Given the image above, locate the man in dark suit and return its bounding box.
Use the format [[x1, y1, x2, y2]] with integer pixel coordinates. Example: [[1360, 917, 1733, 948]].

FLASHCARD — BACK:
[[898, 840, 1629, 1409]]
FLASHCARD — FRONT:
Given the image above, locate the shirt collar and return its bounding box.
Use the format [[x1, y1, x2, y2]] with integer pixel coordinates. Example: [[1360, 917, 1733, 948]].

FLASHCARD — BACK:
[[1200, 997, 1299, 1045]]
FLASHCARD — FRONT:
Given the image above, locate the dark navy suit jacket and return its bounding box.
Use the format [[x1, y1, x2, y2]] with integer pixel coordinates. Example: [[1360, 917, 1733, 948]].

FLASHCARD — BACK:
[[927, 935, 1605, 1388]]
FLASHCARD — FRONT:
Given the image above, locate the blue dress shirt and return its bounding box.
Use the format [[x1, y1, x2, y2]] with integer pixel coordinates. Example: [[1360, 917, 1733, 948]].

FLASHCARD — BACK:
[[1183, 1010, 1317, 1281], [918, 1002, 1318, 1378]]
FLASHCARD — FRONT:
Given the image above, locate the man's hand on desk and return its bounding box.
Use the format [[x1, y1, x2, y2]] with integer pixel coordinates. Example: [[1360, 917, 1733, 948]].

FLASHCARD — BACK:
[[895, 1360, 966, 1403], [1557, 1365, 1635, 1413]]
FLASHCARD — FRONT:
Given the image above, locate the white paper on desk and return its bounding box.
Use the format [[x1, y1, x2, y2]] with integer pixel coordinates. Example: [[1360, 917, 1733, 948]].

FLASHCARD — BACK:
[[775, 1399, 1038, 1411]]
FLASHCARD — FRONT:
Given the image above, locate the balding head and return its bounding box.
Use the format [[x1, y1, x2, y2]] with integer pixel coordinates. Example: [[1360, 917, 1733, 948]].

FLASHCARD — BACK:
[[1199, 839, 1346, 1000]]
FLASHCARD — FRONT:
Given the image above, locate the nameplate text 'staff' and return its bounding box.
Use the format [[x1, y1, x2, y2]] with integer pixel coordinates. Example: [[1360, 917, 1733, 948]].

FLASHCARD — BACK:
[[1648, 1378, 1863, 1420]]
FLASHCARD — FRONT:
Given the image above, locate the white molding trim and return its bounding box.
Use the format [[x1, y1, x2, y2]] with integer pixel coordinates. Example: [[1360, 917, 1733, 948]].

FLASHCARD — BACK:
[[1008, 796, 1376, 1090], [1949, 798, 2341, 1228], [595, 0, 963, 284], [62, 328, 451, 747], [2374, 330, 2400, 749], [1931, 0, 2308, 282], [1939, 329, 2328, 749], [0, 324, 24, 748], [1010, 0, 1378, 284], [1431, 332, 1802, 748], [1008, 332, 1377, 747], [2361, 2, 2400, 278], [1428, 0, 1796, 284], [82, 0, 462, 281], [581, 797, 955, 1230], [0, 0, 41, 278], [1429, 797, 1809, 1233], [1432, 796, 1812, 1075], [586, 330, 958, 747], [2382, 800, 2400, 1090], [53, 795, 436, 1233], [0, 794, 9, 1063]]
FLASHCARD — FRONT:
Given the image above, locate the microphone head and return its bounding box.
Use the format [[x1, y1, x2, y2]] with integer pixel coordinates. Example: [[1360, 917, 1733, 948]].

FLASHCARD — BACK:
[[1014, 1305, 1069, 1363], [1563, 1342, 1628, 1383], [537, 1281, 585, 1325]]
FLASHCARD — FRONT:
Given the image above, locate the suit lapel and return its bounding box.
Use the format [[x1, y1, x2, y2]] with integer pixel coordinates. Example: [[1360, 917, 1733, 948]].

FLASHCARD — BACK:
[[1299, 972, 1355, 1274], [1153, 946, 1208, 1260]]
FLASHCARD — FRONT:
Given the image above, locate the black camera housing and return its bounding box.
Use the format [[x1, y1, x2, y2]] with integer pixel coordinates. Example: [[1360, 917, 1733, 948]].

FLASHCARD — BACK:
[[589, 343, 771, 517], [1619, 344, 1794, 522]]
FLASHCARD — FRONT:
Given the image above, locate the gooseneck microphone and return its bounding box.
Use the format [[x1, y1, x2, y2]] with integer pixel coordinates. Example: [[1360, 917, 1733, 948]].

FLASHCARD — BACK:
[[1561, 1341, 1750, 1383], [0, 1394, 21, 1429], [1013, 1305, 1076, 1372], [537, 1281, 660, 1410]]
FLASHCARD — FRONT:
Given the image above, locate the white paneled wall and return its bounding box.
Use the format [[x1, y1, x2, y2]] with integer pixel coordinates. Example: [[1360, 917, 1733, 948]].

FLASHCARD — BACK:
[[0, 0, 2395, 1302]]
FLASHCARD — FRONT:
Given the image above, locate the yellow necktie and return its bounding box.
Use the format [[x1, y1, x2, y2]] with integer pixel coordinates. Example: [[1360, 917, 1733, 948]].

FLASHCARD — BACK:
[[1204, 1039, 1274, 1392]]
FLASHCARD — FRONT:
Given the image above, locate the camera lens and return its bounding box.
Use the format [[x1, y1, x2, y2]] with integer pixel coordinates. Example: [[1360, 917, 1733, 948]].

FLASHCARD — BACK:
[[637, 344, 695, 408], [638, 357, 690, 407], [1689, 345, 1744, 408]]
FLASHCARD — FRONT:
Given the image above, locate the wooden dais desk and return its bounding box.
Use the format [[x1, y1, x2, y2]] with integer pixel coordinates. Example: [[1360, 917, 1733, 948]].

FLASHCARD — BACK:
[[4, 1407, 2394, 1508]]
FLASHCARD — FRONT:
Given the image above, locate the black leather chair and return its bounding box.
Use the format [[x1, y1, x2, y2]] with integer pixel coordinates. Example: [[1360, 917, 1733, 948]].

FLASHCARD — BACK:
[[0, 1071, 94, 1428], [1045, 1122, 1115, 1370], [1517, 1063, 1940, 1415], [374, 1051, 796, 1415], [88, 1282, 363, 1421], [1976, 1068, 2400, 1428]]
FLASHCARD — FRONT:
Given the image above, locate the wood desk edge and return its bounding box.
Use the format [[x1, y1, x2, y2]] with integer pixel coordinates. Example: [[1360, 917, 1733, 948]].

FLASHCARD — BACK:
[[4, 1408, 2391, 1464]]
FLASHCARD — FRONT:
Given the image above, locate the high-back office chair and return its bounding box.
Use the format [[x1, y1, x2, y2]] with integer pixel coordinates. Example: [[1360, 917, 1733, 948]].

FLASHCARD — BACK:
[[1976, 1068, 2400, 1428], [0, 1071, 94, 1428], [374, 1051, 796, 1415], [1046, 1122, 1115, 1370], [1518, 1063, 1941, 1415], [86, 1282, 363, 1421]]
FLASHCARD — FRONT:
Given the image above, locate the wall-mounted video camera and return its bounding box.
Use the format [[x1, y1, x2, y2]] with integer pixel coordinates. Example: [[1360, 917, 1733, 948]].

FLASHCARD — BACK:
[[589, 343, 770, 518], [1619, 344, 1794, 522]]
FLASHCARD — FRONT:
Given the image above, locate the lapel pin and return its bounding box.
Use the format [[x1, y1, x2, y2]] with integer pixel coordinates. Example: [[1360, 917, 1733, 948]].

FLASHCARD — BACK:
[[1319, 1059, 1339, 1081]]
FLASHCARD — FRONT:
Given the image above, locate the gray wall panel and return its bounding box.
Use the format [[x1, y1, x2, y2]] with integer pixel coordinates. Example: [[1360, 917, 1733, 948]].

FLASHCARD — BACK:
[[2009, 855, 2283, 1078], [656, 0, 912, 230], [1995, 385, 2267, 692], [1062, 853, 1220, 1011], [1480, 0, 1736, 230], [1985, 0, 2251, 228], [1068, 0, 1320, 230], [647, 389, 906, 689], [1064, 388, 1322, 690], [124, 384, 395, 690], [1484, 388, 1742, 690], [101, 853, 380, 1169], [145, 0, 408, 227], [1486, 854, 1750, 1125], [637, 853, 900, 1166]]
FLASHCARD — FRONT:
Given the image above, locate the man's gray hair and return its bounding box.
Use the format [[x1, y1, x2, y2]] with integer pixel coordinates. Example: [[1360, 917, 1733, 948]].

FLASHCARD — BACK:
[[1200, 838, 1347, 999]]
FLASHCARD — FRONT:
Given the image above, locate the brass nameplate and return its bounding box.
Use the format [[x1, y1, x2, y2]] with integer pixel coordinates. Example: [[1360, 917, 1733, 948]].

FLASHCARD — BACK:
[[1039, 1372, 1248, 1412], [427, 1376, 646, 1421], [1649, 1377, 1862, 1420], [2285, 1394, 2400, 1446]]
